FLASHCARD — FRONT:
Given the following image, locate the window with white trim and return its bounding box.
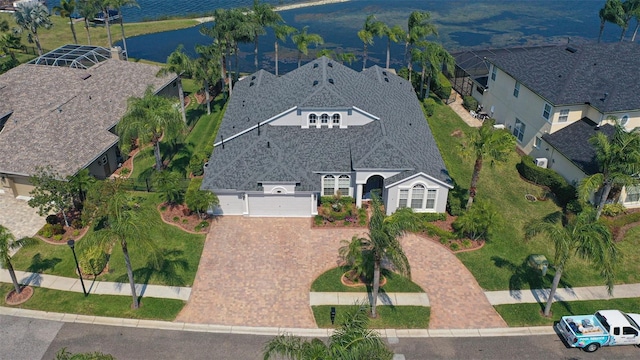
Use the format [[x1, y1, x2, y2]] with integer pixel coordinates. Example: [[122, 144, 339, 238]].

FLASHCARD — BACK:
[[320, 113, 329, 124], [332, 113, 340, 125], [513, 118, 525, 142], [411, 184, 425, 208], [558, 109, 569, 122], [542, 103, 552, 121], [338, 175, 350, 195], [513, 82, 520, 98], [625, 186, 640, 203], [398, 184, 437, 210], [309, 113, 317, 125], [323, 175, 335, 196], [398, 189, 408, 208], [426, 189, 436, 209], [491, 66, 497, 81], [534, 136, 542, 149]]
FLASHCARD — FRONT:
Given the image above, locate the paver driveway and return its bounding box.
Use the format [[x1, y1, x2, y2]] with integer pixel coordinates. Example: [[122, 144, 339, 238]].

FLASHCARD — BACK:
[[0, 195, 45, 240], [177, 217, 505, 329]]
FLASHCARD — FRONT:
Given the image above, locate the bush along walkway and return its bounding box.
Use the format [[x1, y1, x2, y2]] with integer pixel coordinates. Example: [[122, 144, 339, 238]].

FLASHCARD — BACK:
[[0, 269, 191, 301]]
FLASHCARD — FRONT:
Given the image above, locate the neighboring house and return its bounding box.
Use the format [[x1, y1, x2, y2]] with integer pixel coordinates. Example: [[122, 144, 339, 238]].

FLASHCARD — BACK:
[[201, 56, 452, 217], [0, 44, 179, 198], [451, 42, 640, 208]]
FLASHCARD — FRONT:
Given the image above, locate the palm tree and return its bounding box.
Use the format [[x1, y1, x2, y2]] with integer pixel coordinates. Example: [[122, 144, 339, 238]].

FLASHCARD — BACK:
[[67, 168, 95, 205], [250, 0, 282, 71], [109, 0, 139, 59], [411, 41, 454, 100], [619, 0, 640, 40], [0, 226, 34, 296], [524, 209, 618, 317], [382, 23, 404, 69], [291, 26, 324, 68], [157, 46, 192, 124], [0, 21, 22, 63], [229, 8, 257, 82], [358, 14, 384, 71], [336, 51, 356, 66], [77, 0, 98, 44], [338, 235, 370, 282], [53, 0, 78, 44], [460, 119, 516, 209], [404, 11, 437, 83], [84, 180, 159, 309], [117, 87, 184, 171], [578, 121, 640, 218], [194, 43, 222, 115], [97, 0, 113, 48], [263, 303, 393, 360], [363, 193, 419, 318], [273, 23, 296, 76], [598, 0, 624, 43], [12, 1, 53, 56], [152, 171, 184, 204]]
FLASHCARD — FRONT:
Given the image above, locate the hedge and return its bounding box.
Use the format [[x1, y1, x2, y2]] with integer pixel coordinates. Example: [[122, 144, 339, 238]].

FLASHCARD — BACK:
[[432, 72, 452, 100], [462, 95, 478, 111], [516, 155, 576, 206]]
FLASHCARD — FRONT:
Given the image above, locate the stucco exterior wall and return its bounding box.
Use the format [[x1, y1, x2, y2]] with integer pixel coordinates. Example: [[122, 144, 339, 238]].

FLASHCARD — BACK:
[[384, 174, 448, 215], [270, 108, 375, 128], [86, 145, 119, 179]]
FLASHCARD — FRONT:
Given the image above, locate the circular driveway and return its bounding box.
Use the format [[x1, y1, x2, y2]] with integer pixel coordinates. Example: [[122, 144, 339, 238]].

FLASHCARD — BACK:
[[177, 217, 505, 329]]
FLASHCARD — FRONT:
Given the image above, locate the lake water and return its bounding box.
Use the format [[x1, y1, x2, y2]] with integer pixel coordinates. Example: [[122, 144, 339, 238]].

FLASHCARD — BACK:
[[48, 1, 629, 74]]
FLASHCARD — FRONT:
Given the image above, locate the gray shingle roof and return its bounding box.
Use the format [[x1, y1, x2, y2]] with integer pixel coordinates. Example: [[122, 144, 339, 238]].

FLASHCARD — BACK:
[[487, 42, 640, 113], [202, 57, 451, 192], [542, 118, 616, 175], [0, 58, 174, 177]]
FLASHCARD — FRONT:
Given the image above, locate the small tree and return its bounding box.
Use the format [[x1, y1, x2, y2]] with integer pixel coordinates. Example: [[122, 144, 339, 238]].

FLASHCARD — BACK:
[[452, 200, 500, 240], [0, 226, 35, 296], [338, 235, 371, 282], [28, 166, 73, 227], [153, 171, 184, 204], [185, 178, 218, 218]]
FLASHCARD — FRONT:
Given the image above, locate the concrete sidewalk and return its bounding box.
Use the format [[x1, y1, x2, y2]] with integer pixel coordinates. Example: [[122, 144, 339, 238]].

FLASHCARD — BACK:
[[485, 283, 640, 305], [0, 269, 191, 301], [310, 292, 430, 306]]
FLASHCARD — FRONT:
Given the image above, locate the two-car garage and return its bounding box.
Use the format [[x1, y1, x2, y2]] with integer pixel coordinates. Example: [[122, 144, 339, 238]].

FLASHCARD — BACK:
[[211, 192, 316, 217]]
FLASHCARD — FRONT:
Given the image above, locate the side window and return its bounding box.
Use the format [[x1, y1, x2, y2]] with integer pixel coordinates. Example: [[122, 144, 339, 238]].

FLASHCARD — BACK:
[[623, 327, 638, 336], [613, 327, 620, 335], [542, 103, 552, 121], [491, 66, 497, 81]]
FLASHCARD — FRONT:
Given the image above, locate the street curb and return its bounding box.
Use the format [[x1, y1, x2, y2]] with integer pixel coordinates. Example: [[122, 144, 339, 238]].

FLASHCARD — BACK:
[[0, 306, 556, 338]]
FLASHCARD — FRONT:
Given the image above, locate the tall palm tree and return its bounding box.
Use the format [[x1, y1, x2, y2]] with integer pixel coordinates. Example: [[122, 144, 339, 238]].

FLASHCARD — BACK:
[[250, 0, 282, 71], [263, 303, 393, 360], [631, 8, 640, 41], [12, 2, 53, 56], [117, 87, 184, 171], [336, 51, 356, 66], [411, 41, 454, 100], [578, 121, 640, 218], [598, 0, 624, 43], [109, 0, 139, 58], [194, 42, 222, 115], [358, 14, 384, 71], [619, 0, 640, 40], [97, 0, 113, 48], [524, 209, 618, 317], [404, 11, 437, 83], [77, 0, 98, 44], [157, 46, 192, 123], [273, 23, 296, 76], [382, 23, 404, 69], [363, 193, 419, 318], [53, 0, 78, 44], [291, 26, 324, 68], [460, 119, 516, 209], [84, 180, 159, 309], [67, 168, 95, 205], [0, 226, 34, 296]]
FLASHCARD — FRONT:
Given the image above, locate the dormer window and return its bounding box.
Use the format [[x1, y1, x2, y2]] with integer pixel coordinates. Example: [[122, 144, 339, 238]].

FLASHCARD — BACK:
[[320, 113, 329, 124], [332, 113, 340, 125], [309, 113, 317, 125]]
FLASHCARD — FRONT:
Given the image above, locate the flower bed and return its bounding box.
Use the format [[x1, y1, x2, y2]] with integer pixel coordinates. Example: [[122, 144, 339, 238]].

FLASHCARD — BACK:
[[158, 203, 213, 233]]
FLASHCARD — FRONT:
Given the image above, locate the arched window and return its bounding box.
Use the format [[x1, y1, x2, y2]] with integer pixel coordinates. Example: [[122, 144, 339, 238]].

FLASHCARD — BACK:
[[332, 113, 341, 125], [323, 175, 335, 196], [309, 113, 317, 125], [621, 115, 629, 127], [410, 184, 425, 209], [320, 113, 329, 124], [338, 175, 350, 196]]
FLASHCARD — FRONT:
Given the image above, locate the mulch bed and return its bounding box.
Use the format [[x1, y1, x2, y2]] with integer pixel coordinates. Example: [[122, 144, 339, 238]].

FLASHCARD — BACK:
[[36, 211, 90, 245], [341, 271, 387, 287], [158, 203, 212, 234], [5, 286, 33, 305]]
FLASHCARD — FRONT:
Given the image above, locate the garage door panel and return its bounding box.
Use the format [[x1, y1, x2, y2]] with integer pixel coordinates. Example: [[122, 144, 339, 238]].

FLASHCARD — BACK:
[[248, 194, 311, 217]]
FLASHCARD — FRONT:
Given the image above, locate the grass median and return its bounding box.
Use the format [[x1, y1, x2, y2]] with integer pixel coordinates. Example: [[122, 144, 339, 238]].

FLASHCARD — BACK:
[[312, 305, 430, 328], [311, 266, 424, 293]]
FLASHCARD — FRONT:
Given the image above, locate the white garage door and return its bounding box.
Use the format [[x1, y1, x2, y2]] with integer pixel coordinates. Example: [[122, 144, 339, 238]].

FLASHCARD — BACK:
[[248, 194, 312, 217]]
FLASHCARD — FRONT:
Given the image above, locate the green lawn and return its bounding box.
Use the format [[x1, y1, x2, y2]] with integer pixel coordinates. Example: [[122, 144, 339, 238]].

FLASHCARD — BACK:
[[495, 298, 640, 327], [11, 192, 205, 287], [312, 305, 430, 329], [426, 99, 636, 291], [311, 267, 424, 293], [0, 284, 184, 321]]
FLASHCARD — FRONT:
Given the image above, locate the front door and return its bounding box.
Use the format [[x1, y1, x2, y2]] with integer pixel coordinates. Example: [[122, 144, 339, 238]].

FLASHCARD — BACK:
[[363, 175, 384, 199]]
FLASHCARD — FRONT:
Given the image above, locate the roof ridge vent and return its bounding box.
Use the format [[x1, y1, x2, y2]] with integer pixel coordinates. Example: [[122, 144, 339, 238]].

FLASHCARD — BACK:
[[313, 80, 318, 86], [328, 62, 333, 68], [313, 63, 319, 68], [328, 78, 334, 84]]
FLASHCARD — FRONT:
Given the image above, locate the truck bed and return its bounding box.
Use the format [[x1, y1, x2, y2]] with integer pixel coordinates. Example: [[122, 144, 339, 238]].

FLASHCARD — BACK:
[[561, 315, 607, 336]]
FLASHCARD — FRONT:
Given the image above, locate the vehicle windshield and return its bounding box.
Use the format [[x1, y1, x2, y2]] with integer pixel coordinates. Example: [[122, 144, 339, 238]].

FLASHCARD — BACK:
[[623, 313, 640, 329]]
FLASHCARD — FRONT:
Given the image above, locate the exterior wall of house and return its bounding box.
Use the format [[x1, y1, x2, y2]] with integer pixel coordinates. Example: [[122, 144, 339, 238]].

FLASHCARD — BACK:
[[86, 145, 119, 180], [531, 138, 587, 187], [602, 110, 640, 131], [548, 104, 592, 133], [6, 175, 34, 198], [384, 174, 448, 215], [155, 78, 181, 99], [262, 182, 297, 194], [620, 186, 640, 209], [270, 108, 375, 128]]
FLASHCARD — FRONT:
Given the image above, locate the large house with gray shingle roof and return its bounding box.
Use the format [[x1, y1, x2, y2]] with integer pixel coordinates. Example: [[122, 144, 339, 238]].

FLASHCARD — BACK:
[[0, 45, 178, 198], [464, 42, 640, 208], [202, 56, 452, 217]]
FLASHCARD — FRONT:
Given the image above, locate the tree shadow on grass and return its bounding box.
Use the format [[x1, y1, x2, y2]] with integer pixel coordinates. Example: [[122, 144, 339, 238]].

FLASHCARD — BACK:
[[186, 107, 206, 127], [167, 142, 195, 176], [491, 256, 573, 304], [27, 253, 62, 274]]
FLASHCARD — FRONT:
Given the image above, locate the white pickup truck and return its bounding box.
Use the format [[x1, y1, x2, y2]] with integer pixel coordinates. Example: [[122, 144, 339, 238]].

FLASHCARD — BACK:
[[556, 310, 640, 352]]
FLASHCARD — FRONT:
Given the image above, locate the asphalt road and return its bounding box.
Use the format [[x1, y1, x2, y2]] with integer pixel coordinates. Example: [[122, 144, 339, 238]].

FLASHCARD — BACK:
[[3, 315, 640, 360]]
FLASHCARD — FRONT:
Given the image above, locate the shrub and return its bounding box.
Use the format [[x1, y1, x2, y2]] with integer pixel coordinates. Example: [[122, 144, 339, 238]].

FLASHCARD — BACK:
[[418, 213, 446, 222], [516, 155, 577, 207], [182, 218, 188, 223], [447, 190, 464, 216], [173, 216, 180, 222], [462, 239, 472, 248], [462, 95, 478, 111], [421, 222, 456, 240], [452, 200, 500, 240], [423, 98, 436, 117], [331, 210, 347, 221], [358, 208, 367, 226], [185, 177, 219, 217], [46, 214, 59, 225], [72, 230, 80, 237], [450, 242, 460, 251], [71, 218, 83, 229], [53, 234, 63, 241], [52, 223, 65, 235], [314, 215, 324, 226], [78, 246, 108, 276], [195, 221, 209, 231], [602, 203, 626, 217], [160, 205, 167, 211], [188, 152, 207, 177], [565, 199, 583, 214], [440, 238, 449, 245], [39, 224, 54, 238], [120, 167, 131, 176], [432, 72, 452, 100]]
